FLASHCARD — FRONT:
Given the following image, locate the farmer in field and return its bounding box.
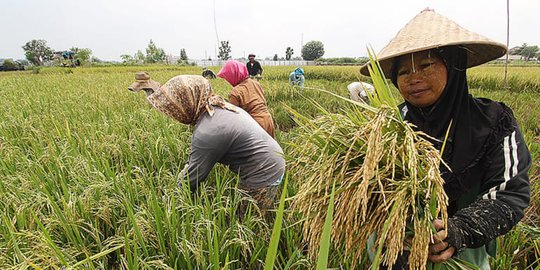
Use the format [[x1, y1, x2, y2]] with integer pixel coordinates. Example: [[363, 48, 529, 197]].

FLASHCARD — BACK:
[[347, 81, 374, 103], [360, 8, 531, 269], [289, 67, 305, 87], [218, 59, 276, 138], [128, 73, 285, 214], [127, 71, 160, 96], [246, 53, 263, 80], [201, 66, 217, 79]]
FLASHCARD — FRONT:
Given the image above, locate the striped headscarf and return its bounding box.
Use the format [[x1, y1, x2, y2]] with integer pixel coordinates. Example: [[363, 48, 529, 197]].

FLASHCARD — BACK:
[[147, 75, 237, 125]]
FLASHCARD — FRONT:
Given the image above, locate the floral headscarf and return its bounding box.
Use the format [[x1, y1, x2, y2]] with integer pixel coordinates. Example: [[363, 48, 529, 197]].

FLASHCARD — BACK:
[[146, 75, 236, 125], [217, 60, 249, 87]]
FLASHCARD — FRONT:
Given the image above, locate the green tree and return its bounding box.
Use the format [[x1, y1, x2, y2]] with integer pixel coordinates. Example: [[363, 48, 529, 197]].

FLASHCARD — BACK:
[[301, 40, 325, 60], [18, 59, 30, 66], [2, 59, 20, 70], [120, 54, 135, 65], [135, 50, 145, 64], [273, 54, 278, 61], [70, 47, 93, 64], [218, 41, 231, 60], [509, 43, 539, 61], [521, 45, 539, 61], [285, 47, 294, 60], [145, 39, 166, 64], [180, 48, 188, 61], [22, 39, 53, 66], [508, 44, 524, 55]]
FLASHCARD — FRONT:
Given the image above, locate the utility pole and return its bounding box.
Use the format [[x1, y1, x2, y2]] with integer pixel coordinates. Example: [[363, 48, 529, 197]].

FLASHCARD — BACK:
[[504, 0, 509, 89]]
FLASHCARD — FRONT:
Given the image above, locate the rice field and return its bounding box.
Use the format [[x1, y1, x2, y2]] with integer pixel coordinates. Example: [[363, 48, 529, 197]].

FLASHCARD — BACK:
[[0, 65, 538, 269]]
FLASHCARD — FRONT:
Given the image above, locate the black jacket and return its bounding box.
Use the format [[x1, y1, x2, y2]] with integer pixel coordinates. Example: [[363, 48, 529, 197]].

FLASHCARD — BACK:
[[246, 61, 263, 76], [399, 102, 531, 250], [444, 109, 531, 250]]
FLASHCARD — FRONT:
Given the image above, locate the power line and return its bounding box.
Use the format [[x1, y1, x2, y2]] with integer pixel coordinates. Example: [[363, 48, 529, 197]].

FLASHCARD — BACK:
[[213, 0, 220, 45]]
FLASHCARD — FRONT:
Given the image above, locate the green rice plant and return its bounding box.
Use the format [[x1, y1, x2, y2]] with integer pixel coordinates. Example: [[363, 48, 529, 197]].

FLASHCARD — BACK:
[[469, 66, 540, 93], [0, 64, 537, 269], [315, 180, 336, 270], [264, 175, 289, 270], [287, 49, 449, 270]]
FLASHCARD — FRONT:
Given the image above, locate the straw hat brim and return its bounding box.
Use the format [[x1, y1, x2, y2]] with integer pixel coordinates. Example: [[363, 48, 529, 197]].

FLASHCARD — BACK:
[[359, 9, 507, 78], [360, 42, 506, 77]]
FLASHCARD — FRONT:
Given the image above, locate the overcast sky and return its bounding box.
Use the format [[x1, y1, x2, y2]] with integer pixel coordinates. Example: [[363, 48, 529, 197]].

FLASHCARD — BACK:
[[2, 0, 539, 61]]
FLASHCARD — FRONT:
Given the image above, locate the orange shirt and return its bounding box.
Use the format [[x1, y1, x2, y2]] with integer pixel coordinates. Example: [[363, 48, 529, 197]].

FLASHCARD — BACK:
[[228, 78, 276, 138]]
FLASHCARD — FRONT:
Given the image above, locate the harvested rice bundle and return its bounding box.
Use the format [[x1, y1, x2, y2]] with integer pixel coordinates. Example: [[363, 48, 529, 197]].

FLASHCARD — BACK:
[[287, 54, 449, 270]]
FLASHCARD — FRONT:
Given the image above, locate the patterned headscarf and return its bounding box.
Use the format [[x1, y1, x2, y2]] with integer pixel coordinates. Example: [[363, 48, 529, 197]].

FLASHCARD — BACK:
[[294, 67, 305, 76], [217, 60, 249, 87], [147, 75, 237, 125]]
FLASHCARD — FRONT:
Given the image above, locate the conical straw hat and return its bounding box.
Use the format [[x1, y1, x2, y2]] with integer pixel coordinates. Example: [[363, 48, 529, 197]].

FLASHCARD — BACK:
[[360, 8, 507, 77]]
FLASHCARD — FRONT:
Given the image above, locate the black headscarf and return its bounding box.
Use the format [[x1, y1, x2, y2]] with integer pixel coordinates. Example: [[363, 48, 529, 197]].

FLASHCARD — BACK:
[[392, 46, 513, 200]]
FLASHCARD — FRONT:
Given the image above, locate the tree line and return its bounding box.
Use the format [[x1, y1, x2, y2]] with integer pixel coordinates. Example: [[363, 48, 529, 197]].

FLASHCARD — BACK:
[[21, 40, 93, 66], [19, 39, 539, 67], [217, 40, 325, 61], [509, 43, 540, 61], [19, 38, 331, 66]]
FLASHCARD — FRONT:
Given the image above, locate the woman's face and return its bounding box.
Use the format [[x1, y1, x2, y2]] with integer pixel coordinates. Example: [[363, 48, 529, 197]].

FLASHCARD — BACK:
[[396, 50, 448, 108]]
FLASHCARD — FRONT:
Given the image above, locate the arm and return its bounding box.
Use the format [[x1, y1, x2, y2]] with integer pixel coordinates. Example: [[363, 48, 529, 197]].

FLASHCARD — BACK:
[[183, 145, 217, 191], [257, 62, 263, 75], [181, 132, 227, 191], [246, 63, 251, 76], [228, 87, 247, 109], [445, 126, 531, 250], [228, 91, 241, 107]]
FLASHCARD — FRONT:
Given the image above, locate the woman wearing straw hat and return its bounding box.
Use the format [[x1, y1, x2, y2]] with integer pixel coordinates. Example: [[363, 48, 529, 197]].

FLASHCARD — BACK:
[[360, 8, 531, 269], [129, 74, 285, 214], [218, 59, 276, 138]]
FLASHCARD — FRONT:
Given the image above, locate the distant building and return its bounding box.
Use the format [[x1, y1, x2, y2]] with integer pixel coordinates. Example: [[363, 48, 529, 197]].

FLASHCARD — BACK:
[[497, 54, 523, 61], [53, 51, 78, 67], [166, 54, 181, 64]]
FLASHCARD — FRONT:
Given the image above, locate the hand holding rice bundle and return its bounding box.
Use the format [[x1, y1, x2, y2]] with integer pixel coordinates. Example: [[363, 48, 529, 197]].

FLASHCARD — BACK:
[[288, 71, 448, 269]]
